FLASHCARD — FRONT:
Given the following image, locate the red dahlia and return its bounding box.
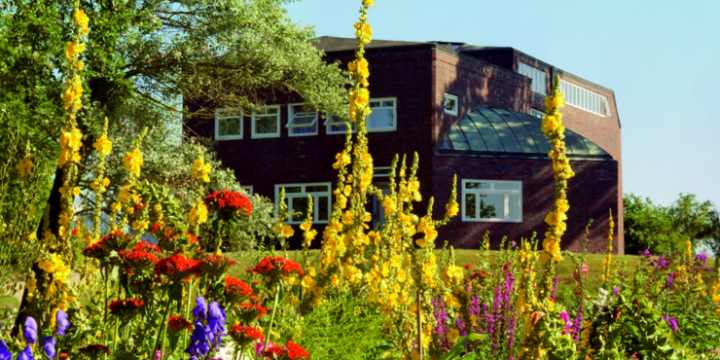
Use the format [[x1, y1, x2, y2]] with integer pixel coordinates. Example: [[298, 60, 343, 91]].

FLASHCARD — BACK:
[[229, 325, 264, 346], [286, 341, 310, 359], [235, 303, 268, 323], [168, 316, 192, 332], [225, 276, 255, 303], [154, 254, 201, 281], [248, 257, 304, 279], [120, 241, 160, 275], [204, 190, 252, 217], [261, 342, 310, 360]]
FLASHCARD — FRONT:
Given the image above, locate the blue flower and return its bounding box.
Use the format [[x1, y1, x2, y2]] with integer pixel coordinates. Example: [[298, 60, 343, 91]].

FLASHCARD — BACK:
[[207, 302, 227, 348], [187, 321, 211, 357], [23, 317, 37, 345], [0, 340, 12, 360], [56, 310, 69, 337], [192, 296, 207, 320], [17, 346, 34, 360], [42, 337, 56, 359]]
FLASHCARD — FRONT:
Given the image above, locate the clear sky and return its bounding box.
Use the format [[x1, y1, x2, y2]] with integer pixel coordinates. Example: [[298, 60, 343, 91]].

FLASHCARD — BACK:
[[284, 0, 720, 209]]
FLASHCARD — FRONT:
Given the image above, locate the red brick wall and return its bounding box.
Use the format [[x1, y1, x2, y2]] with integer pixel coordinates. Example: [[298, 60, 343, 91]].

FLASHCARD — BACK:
[[431, 156, 620, 254]]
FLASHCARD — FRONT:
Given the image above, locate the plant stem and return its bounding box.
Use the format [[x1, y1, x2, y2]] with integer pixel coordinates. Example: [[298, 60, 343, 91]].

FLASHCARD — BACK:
[[263, 283, 281, 351], [417, 291, 423, 360], [112, 319, 119, 355], [103, 264, 109, 325], [154, 287, 174, 353]]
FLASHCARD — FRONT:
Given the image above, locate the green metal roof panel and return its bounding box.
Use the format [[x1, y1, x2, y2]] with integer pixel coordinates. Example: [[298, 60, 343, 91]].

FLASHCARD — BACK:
[[466, 112, 504, 152], [439, 106, 611, 159]]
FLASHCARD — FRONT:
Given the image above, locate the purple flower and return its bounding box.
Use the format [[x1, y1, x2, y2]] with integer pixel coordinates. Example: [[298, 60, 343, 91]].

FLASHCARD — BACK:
[[613, 288, 619, 294], [666, 277, 674, 286], [193, 296, 207, 319], [638, 249, 652, 258], [663, 316, 679, 333], [187, 321, 211, 357], [154, 350, 162, 360], [23, 317, 37, 344], [559, 311, 572, 335], [255, 341, 274, 357], [42, 337, 56, 359], [207, 302, 227, 347], [0, 340, 12, 360], [56, 310, 69, 337], [17, 347, 34, 360], [696, 253, 708, 264]]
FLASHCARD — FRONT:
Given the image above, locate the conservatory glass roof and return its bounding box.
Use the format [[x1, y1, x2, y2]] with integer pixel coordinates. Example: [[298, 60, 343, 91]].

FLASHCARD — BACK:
[[438, 106, 611, 158]]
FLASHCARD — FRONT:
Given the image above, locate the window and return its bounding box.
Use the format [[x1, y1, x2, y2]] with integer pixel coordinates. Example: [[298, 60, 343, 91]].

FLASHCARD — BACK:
[[324, 113, 355, 135], [461, 180, 522, 222], [251, 105, 281, 138], [366, 97, 397, 132], [531, 109, 545, 119], [443, 94, 459, 116], [373, 166, 392, 178], [559, 80, 611, 117], [275, 183, 331, 224], [518, 63, 547, 95], [286, 103, 318, 136], [241, 186, 253, 196], [215, 108, 243, 140]]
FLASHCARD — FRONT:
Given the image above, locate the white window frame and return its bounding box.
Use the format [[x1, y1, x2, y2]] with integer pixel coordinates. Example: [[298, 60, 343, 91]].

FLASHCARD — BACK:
[[373, 166, 392, 178], [241, 186, 253, 196], [274, 182, 331, 224], [286, 103, 318, 137], [559, 80, 611, 117], [531, 109, 545, 119], [443, 93, 459, 116], [461, 179, 522, 223], [518, 63, 547, 95], [214, 108, 244, 140], [324, 113, 355, 135], [366, 97, 397, 133], [251, 105, 281, 139]]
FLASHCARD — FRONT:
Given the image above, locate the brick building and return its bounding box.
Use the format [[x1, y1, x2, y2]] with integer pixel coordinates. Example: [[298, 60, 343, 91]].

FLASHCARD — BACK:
[[188, 36, 623, 254]]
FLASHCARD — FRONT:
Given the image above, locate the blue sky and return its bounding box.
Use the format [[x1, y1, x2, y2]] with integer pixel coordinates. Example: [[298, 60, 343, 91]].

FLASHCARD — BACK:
[[284, 0, 720, 209]]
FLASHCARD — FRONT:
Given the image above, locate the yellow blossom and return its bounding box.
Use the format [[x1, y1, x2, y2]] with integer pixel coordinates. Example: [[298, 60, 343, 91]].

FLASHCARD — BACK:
[[353, 22, 373, 44], [16, 157, 34, 178], [123, 149, 143, 176], [281, 225, 294, 238], [341, 211, 354, 225], [447, 329, 460, 345], [332, 150, 351, 169], [446, 201, 459, 217], [444, 265, 464, 284], [73, 9, 90, 34], [64, 41, 86, 62], [92, 134, 112, 157], [192, 159, 211, 183], [189, 202, 208, 226]]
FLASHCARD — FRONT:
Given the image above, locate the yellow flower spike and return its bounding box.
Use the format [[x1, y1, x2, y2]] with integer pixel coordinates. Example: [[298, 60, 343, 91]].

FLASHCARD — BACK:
[[92, 134, 112, 157], [189, 202, 208, 226], [192, 158, 212, 183], [16, 157, 34, 178], [281, 224, 294, 238], [122, 148, 143, 176]]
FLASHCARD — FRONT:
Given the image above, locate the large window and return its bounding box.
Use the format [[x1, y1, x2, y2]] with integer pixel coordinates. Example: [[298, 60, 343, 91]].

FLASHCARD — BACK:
[[518, 63, 547, 95], [286, 103, 318, 136], [275, 183, 331, 224], [324, 113, 355, 135], [215, 108, 243, 140], [462, 180, 522, 222], [366, 97, 397, 132], [251, 105, 281, 138], [559, 80, 611, 117]]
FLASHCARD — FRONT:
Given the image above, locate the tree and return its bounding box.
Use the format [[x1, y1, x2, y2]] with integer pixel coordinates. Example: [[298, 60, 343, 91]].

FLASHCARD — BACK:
[[1, 0, 349, 331]]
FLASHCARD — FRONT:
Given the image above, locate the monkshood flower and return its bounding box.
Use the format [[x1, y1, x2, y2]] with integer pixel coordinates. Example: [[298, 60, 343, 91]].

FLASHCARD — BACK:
[[185, 297, 228, 359], [193, 296, 207, 320], [43, 337, 57, 359], [24, 317, 37, 344], [208, 301, 228, 347], [0, 340, 12, 360], [17, 347, 34, 360], [664, 316, 679, 333], [56, 310, 69, 336]]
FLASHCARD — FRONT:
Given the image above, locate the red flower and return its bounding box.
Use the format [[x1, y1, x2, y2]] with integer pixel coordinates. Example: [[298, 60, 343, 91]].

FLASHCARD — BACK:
[[120, 241, 160, 275], [168, 316, 192, 332], [154, 254, 201, 281], [109, 298, 144, 318], [263, 344, 284, 358], [229, 325, 264, 346], [78, 344, 110, 356], [286, 341, 310, 359], [200, 254, 238, 278], [235, 303, 268, 323], [464, 264, 473, 270], [71, 229, 79, 236], [574, 290, 580, 295], [83, 231, 137, 260], [248, 257, 304, 278], [225, 276, 255, 303], [204, 190, 252, 216]]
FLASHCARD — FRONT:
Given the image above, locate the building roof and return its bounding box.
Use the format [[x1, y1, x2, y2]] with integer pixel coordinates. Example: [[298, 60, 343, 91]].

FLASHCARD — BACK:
[[438, 106, 611, 159], [313, 36, 429, 53]]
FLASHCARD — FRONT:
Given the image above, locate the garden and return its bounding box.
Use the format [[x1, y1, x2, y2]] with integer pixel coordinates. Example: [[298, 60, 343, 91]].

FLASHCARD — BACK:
[[1, 0, 720, 359]]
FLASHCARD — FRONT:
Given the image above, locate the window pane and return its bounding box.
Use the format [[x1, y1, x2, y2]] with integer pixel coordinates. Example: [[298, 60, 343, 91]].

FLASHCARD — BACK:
[[382, 100, 394, 107], [265, 107, 278, 114], [284, 186, 302, 193], [494, 182, 520, 191], [464, 193, 476, 219], [306, 185, 329, 193], [317, 196, 329, 221], [367, 108, 394, 129], [256, 117, 277, 134], [291, 196, 309, 222], [219, 117, 241, 136], [478, 194, 503, 219], [465, 181, 490, 190], [444, 96, 456, 111], [291, 122, 317, 134], [293, 114, 316, 126], [508, 194, 520, 220], [369, 101, 382, 108]]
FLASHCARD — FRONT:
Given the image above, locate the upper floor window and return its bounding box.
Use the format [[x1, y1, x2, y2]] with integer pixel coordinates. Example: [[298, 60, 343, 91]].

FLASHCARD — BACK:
[[324, 114, 355, 135], [286, 103, 318, 136], [444, 94, 459, 116], [251, 105, 281, 138], [215, 108, 243, 140], [518, 63, 547, 95], [241, 185, 253, 196], [275, 183, 331, 224], [531, 109, 545, 119], [462, 179, 522, 223], [559, 80, 611, 117], [367, 97, 397, 132]]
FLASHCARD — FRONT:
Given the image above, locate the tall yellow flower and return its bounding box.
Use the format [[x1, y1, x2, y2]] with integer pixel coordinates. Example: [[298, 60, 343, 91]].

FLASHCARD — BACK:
[[64, 41, 86, 62], [16, 157, 34, 178], [192, 159, 211, 183], [189, 202, 208, 226], [353, 22, 373, 44], [73, 9, 90, 34], [93, 134, 112, 157], [123, 149, 143, 176]]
